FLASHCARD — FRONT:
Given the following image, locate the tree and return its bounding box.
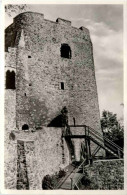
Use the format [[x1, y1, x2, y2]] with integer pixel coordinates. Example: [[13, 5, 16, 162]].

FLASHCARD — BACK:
[[101, 110, 124, 144], [5, 4, 30, 17]]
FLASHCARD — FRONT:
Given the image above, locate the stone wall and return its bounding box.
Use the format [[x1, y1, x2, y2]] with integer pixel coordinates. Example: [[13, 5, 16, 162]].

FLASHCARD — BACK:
[[4, 127, 17, 189], [17, 140, 29, 189], [4, 12, 104, 189], [4, 47, 16, 130], [5, 12, 102, 133], [4, 127, 70, 189], [84, 159, 124, 190]]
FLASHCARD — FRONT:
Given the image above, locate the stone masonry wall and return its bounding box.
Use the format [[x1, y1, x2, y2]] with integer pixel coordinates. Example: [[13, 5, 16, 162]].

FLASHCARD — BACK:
[[4, 88, 16, 189], [13, 13, 103, 159], [4, 127, 70, 189], [5, 12, 102, 133], [17, 140, 29, 189], [4, 12, 104, 189], [84, 159, 124, 190], [4, 47, 17, 189]]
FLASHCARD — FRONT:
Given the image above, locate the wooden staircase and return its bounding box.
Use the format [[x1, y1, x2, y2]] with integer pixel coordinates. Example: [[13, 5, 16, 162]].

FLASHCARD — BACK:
[[54, 160, 88, 190], [57, 124, 124, 190], [63, 125, 123, 159], [54, 163, 77, 189]]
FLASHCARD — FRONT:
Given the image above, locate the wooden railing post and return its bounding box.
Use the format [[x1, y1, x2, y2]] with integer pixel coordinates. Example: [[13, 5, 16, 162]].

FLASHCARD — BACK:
[[118, 149, 121, 158], [70, 178, 73, 190], [84, 126, 88, 162], [83, 163, 84, 174], [88, 126, 89, 136], [84, 125, 87, 136], [88, 138, 92, 164], [85, 139, 88, 162]]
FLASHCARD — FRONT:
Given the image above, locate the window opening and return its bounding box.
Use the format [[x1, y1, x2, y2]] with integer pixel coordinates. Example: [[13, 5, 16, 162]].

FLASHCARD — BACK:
[[22, 124, 29, 131], [61, 44, 71, 59], [61, 82, 64, 90], [6, 70, 16, 89], [73, 117, 76, 126]]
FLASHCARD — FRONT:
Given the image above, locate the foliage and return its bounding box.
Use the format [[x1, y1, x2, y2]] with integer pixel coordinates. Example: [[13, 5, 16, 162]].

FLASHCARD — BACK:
[[80, 170, 99, 189], [5, 4, 29, 16], [9, 132, 16, 140], [58, 169, 66, 178], [42, 174, 54, 189], [101, 110, 124, 142], [42, 169, 66, 189]]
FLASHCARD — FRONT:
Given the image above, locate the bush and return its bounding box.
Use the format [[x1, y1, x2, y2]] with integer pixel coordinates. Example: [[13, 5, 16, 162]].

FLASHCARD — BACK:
[[58, 169, 66, 178], [42, 175, 53, 189], [81, 171, 91, 186], [80, 171, 99, 190], [42, 169, 66, 189], [9, 132, 15, 140]]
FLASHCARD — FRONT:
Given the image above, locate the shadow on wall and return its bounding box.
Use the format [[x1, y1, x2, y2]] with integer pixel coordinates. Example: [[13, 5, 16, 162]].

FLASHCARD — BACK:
[[48, 107, 75, 162], [47, 107, 68, 127], [65, 137, 75, 162], [47, 114, 63, 127]]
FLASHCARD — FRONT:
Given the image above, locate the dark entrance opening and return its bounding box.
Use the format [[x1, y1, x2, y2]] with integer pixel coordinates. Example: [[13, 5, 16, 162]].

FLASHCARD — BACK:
[[22, 124, 29, 131]]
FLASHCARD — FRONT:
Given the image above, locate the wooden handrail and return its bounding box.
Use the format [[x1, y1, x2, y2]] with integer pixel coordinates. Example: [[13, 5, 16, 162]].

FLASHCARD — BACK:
[[71, 159, 87, 189], [88, 126, 123, 152], [68, 124, 123, 153]]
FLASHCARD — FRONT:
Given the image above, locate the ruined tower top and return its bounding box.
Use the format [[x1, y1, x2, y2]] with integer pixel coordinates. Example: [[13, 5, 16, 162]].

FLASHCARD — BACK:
[[13, 12, 89, 34]]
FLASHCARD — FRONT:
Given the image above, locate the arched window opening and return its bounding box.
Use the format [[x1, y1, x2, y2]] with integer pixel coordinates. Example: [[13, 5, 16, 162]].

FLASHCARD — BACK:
[[61, 44, 71, 59], [22, 124, 29, 131], [6, 70, 16, 89]]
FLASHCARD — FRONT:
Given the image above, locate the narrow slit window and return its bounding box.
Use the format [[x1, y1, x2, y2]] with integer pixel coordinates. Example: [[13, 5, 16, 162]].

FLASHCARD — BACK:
[[61, 82, 64, 90]]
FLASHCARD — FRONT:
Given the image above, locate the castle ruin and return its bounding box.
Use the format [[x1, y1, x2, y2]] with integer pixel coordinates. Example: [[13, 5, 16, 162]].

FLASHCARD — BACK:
[[4, 12, 104, 190]]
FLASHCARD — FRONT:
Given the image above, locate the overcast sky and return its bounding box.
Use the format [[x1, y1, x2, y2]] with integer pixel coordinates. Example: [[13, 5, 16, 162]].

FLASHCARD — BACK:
[[5, 4, 123, 120]]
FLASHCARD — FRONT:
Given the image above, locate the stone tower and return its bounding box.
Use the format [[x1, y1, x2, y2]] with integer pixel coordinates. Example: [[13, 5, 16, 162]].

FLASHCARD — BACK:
[[4, 12, 103, 189]]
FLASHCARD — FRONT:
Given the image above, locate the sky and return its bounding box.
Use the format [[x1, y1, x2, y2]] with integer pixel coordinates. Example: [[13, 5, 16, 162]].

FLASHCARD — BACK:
[[5, 4, 124, 120]]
